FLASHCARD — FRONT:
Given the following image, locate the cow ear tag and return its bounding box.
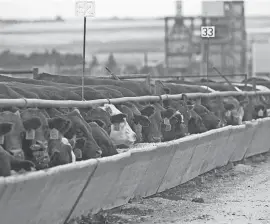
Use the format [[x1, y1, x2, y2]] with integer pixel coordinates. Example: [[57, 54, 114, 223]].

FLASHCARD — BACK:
[[164, 118, 171, 131], [258, 109, 264, 117], [164, 118, 170, 125], [225, 111, 231, 117], [26, 129, 35, 140], [0, 136, 4, 144], [50, 128, 59, 140], [74, 148, 82, 159], [113, 124, 120, 131]]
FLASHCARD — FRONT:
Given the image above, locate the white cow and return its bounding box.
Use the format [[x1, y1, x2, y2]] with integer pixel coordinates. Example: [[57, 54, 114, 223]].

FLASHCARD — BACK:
[[99, 104, 137, 146]]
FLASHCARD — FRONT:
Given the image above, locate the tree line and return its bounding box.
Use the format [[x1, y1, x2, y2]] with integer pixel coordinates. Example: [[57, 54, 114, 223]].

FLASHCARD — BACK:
[[0, 49, 117, 71]]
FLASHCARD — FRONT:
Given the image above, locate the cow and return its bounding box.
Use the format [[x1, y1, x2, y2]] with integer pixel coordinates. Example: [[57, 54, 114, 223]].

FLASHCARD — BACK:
[[187, 97, 223, 130], [85, 103, 139, 147], [16, 108, 101, 167], [194, 83, 251, 125], [155, 81, 211, 95], [96, 104, 137, 147], [0, 110, 43, 160], [241, 95, 268, 121], [188, 108, 208, 134], [89, 121, 118, 157], [139, 103, 176, 143], [46, 107, 115, 159], [46, 117, 77, 167], [55, 109, 103, 160], [162, 91, 208, 135], [161, 110, 187, 141], [0, 122, 35, 177], [115, 102, 151, 143], [34, 72, 151, 96]]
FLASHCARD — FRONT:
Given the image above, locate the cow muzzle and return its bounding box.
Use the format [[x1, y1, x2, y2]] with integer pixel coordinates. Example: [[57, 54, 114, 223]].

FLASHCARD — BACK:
[[152, 137, 162, 143], [10, 149, 25, 160]]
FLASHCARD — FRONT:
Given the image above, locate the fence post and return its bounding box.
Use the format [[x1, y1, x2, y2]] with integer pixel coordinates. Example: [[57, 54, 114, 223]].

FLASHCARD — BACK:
[[252, 79, 256, 91], [32, 67, 39, 79], [244, 74, 247, 89], [145, 74, 151, 92]]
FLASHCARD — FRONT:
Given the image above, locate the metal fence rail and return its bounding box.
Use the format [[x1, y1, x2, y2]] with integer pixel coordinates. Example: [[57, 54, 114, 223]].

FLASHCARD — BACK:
[[0, 91, 269, 108], [0, 67, 39, 78]]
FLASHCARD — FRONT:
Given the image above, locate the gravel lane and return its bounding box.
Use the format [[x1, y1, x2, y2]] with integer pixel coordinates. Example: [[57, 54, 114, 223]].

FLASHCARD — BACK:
[[71, 152, 270, 224]]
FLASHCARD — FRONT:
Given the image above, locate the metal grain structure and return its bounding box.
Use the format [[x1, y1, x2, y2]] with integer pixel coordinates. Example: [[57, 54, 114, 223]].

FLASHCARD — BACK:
[[164, 1, 246, 80]]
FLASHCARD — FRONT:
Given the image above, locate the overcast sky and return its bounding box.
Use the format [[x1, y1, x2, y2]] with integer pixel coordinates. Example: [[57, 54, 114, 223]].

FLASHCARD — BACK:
[[0, 0, 269, 19]]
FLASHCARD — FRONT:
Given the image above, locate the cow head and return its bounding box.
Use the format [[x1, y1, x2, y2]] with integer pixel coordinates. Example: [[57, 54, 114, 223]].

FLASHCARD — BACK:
[[199, 96, 226, 127], [45, 116, 75, 167], [48, 137, 75, 167], [161, 110, 188, 141], [187, 108, 208, 134], [116, 104, 150, 143], [62, 109, 102, 160], [0, 110, 43, 161], [242, 96, 268, 121], [162, 94, 192, 135], [192, 97, 223, 129], [253, 104, 267, 119], [99, 104, 137, 147], [89, 121, 118, 157], [85, 107, 112, 134], [223, 97, 249, 125], [140, 104, 174, 143], [200, 112, 222, 130]]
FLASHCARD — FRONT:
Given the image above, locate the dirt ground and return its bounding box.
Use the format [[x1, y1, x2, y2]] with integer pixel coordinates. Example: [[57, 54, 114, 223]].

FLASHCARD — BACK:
[[71, 152, 270, 224]]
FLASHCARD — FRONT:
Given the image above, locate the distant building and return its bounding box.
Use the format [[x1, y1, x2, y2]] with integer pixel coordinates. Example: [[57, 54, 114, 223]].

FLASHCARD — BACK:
[[175, 1, 182, 17]]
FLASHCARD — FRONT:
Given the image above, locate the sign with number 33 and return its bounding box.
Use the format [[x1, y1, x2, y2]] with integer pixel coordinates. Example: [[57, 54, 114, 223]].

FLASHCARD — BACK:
[[201, 26, 215, 38]]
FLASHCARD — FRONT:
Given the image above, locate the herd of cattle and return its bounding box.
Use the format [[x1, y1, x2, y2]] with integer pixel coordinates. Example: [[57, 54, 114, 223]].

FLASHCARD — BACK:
[[0, 73, 269, 177]]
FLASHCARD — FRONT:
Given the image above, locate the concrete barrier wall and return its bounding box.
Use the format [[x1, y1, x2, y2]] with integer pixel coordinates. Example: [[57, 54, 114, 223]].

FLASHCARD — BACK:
[[0, 118, 270, 224]]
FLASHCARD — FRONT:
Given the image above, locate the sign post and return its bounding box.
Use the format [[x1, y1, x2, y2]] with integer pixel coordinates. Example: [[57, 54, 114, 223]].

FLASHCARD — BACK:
[[75, 0, 95, 101], [200, 25, 215, 89]]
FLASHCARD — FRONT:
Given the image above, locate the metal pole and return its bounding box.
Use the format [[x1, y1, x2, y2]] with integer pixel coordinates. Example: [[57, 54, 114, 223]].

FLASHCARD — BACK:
[[164, 17, 169, 76], [206, 37, 210, 91], [82, 16, 87, 101]]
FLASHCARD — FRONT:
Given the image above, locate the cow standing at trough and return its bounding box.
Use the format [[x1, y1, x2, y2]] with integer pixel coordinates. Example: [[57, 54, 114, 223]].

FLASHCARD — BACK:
[[0, 72, 269, 177], [0, 122, 35, 177]]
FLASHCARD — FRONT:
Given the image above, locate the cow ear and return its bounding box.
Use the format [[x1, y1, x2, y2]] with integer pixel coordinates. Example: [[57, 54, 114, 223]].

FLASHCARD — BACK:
[[93, 119, 106, 128], [170, 116, 178, 125], [163, 87, 170, 94], [72, 108, 81, 115], [188, 104, 195, 110], [14, 110, 21, 118], [140, 105, 156, 117], [115, 104, 122, 111], [181, 94, 188, 102], [48, 117, 70, 131], [162, 99, 170, 109], [23, 117, 42, 131], [0, 122, 13, 136], [161, 108, 175, 118], [224, 103, 235, 110], [7, 106, 19, 113], [134, 114, 150, 127], [110, 113, 126, 123], [240, 99, 249, 107]]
